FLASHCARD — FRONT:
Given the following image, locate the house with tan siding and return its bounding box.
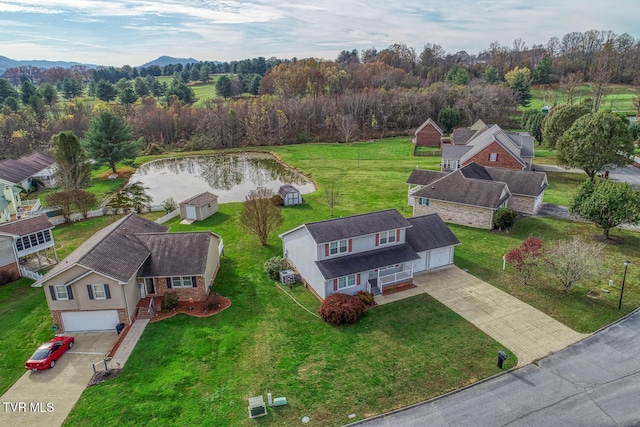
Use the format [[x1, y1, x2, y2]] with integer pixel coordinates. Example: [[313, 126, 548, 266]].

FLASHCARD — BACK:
[[34, 214, 222, 333]]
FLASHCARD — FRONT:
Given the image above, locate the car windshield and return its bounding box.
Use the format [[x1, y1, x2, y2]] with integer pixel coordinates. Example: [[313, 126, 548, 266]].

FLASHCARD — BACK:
[[30, 347, 51, 360]]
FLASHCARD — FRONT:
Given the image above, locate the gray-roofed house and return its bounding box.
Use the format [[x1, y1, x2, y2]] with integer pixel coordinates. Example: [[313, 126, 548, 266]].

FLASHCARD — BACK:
[[412, 118, 443, 147], [278, 185, 302, 206], [0, 153, 56, 190], [441, 121, 534, 171], [410, 162, 547, 229], [34, 214, 222, 333], [179, 192, 219, 221], [279, 209, 459, 299], [0, 214, 57, 282]]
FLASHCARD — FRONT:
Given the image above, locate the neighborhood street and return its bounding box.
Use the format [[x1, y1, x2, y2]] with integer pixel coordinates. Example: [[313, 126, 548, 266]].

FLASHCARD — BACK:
[[349, 308, 640, 427]]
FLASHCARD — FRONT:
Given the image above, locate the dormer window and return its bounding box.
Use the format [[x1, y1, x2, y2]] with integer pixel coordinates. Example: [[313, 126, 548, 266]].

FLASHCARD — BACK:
[[376, 230, 398, 246]]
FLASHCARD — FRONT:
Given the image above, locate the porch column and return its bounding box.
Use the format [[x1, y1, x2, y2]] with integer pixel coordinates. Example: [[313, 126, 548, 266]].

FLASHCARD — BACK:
[[36, 251, 42, 269], [52, 244, 59, 262]]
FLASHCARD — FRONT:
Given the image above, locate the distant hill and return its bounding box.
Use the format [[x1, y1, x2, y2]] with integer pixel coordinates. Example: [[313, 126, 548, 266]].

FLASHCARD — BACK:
[[0, 55, 98, 72], [139, 56, 200, 68]]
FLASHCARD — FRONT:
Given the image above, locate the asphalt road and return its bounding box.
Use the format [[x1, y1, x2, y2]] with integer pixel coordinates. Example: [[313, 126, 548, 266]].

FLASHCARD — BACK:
[[350, 309, 640, 427]]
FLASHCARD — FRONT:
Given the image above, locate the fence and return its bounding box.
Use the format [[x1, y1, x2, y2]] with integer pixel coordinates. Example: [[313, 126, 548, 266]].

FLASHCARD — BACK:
[[156, 209, 179, 224], [47, 205, 165, 226], [19, 265, 43, 281], [413, 147, 442, 157]]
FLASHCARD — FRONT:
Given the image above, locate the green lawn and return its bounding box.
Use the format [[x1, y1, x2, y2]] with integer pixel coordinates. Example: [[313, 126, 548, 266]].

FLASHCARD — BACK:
[[529, 83, 639, 115], [0, 279, 53, 395], [543, 171, 587, 206]]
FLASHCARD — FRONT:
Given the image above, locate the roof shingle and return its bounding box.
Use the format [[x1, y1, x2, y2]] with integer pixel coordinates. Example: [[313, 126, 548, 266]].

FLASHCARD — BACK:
[[305, 209, 411, 244]]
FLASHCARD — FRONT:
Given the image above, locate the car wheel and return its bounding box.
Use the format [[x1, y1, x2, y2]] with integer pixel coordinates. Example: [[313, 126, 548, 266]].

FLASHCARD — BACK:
[[69, 341, 74, 348], [49, 360, 55, 369]]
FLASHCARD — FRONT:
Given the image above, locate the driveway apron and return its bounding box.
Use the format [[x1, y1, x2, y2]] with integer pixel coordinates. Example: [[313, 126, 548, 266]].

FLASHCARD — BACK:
[[0, 332, 116, 427], [413, 267, 588, 366]]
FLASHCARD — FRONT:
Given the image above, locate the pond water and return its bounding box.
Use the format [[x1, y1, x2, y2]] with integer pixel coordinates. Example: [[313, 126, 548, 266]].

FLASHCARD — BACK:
[[129, 152, 316, 204]]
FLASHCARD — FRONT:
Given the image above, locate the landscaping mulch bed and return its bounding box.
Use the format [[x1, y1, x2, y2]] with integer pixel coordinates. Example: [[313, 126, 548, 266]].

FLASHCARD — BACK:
[[382, 283, 416, 295], [88, 369, 122, 386], [151, 294, 231, 322]]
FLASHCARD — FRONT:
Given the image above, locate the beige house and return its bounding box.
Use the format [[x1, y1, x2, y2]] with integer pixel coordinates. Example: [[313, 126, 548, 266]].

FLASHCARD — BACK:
[[408, 163, 547, 229], [35, 214, 222, 333], [179, 192, 219, 221]]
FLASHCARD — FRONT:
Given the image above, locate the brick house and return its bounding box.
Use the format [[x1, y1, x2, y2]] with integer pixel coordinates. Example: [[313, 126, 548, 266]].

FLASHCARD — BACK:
[[412, 118, 443, 147], [408, 163, 547, 229], [280, 209, 459, 300], [442, 121, 534, 171], [35, 214, 222, 333]]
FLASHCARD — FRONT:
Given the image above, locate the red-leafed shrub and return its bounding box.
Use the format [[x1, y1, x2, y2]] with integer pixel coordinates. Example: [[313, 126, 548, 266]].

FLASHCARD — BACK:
[[505, 237, 544, 285], [319, 293, 366, 326], [356, 291, 375, 307]]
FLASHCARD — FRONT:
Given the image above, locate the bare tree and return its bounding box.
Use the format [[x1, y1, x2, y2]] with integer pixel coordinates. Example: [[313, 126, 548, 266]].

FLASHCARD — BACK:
[[560, 71, 584, 105], [333, 113, 357, 143], [544, 237, 606, 292], [589, 41, 617, 112], [241, 187, 283, 246], [324, 179, 341, 216], [70, 190, 97, 219]]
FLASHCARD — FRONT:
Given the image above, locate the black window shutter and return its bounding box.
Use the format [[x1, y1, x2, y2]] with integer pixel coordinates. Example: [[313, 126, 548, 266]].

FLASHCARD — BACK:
[[49, 286, 57, 301], [191, 276, 197, 288], [104, 284, 111, 299], [67, 285, 74, 300], [87, 284, 94, 300], [166, 278, 172, 289]]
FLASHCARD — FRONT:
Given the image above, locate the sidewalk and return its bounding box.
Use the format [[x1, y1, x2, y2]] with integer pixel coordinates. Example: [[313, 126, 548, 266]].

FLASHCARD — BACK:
[[109, 319, 148, 368], [413, 267, 589, 366]]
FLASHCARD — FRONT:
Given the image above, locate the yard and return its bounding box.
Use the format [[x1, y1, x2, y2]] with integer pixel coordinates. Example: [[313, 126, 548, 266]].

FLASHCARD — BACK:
[[529, 83, 639, 115], [3, 137, 638, 425]]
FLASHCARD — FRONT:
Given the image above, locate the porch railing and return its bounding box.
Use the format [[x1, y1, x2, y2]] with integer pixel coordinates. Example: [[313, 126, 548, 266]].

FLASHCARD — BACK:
[[148, 296, 156, 318], [20, 265, 43, 282], [379, 270, 412, 287]]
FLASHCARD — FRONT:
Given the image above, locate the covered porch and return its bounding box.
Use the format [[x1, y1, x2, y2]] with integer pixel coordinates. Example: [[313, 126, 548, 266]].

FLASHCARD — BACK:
[[367, 262, 414, 295]]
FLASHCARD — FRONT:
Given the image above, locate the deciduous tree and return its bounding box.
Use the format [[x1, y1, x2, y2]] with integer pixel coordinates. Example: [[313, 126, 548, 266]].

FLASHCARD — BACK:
[[557, 112, 634, 180], [83, 112, 142, 174], [544, 237, 606, 292], [569, 179, 640, 239], [324, 179, 341, 216], [505, 237, 544, 285], [541, 104, 589, 148], [241, 187, 283, 246]]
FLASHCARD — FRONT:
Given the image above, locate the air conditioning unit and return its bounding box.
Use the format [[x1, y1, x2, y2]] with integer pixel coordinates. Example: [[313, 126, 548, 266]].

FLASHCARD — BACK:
[[279, 269, 296, 285]]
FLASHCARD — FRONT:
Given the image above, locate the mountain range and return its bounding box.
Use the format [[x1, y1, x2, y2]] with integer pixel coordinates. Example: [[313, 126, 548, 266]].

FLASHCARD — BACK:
[[0, 55, 201, 73]]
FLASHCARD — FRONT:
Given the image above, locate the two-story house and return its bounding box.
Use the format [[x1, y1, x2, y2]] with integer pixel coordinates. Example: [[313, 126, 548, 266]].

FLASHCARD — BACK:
[[35, 214, 222, 333], [280, 209, 459, 300]]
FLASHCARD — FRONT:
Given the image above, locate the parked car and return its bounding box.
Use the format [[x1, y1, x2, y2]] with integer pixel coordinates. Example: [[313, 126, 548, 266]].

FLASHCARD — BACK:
[[25, 336, 75, 371]]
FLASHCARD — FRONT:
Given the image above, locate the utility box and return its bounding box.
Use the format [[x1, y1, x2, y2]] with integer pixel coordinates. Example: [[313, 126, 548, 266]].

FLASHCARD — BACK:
[[273, 397, 287, 407], [248, 396, 267, 418]]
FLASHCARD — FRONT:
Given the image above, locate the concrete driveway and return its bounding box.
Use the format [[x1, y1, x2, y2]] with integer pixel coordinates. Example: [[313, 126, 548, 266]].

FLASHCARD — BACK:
[[0, 332, 116, 427], [413, 267, 588, 366]]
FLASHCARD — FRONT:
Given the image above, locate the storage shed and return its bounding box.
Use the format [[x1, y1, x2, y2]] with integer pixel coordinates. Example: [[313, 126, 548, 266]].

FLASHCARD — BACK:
[[179, 192, 219, 221], [278, 185, 302, 206]]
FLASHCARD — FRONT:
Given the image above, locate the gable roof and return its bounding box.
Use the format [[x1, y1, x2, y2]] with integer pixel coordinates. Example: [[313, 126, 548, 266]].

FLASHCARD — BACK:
[[412, 168, 510, 209], [441, 144, 472, 160], [304, 209, 411, 244], [0, 214, 53, 236], [458, 125, 527, 167], [136, 232, 215, 277], [506, 132, 535, 158], [414, 118, 443, 136], [278, 185, 299, 198], [315, 243, 419, 279], [405, 214, 460, 252], [451, 128, 478, 145], [406, 169, 447, 186], [38, 214, 168, 284], [0, 153, 54, 184], [180, 192, 218, 207], [485, 167, 548, 197]]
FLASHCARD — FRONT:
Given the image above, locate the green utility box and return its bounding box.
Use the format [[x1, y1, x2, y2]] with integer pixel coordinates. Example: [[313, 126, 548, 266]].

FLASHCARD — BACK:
[[273, 397, 287, 407]]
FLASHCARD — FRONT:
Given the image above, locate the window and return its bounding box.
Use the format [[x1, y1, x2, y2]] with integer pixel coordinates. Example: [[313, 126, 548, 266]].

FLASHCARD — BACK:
[[378, 230, 396, 245], [328, 239, 349, 256], [171, 276, 194, 288], [329, 241, 338, 255], [337, 274, 358, 289], [489, 153, 498, 162], [419, 197, 430, 206], [92, 284, 107, 300], [54, 285, 69, 300], [339, 240, 348, 253]]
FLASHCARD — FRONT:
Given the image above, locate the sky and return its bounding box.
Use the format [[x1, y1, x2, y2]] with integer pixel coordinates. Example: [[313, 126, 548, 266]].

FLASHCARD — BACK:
[[0, 0, 637, 67]]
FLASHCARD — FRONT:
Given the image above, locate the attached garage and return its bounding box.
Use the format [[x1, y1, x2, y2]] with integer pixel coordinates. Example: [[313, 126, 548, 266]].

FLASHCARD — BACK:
[[413, 252, 427, 273], [428, 247, 452, 270], [62, 310, 120, 332]]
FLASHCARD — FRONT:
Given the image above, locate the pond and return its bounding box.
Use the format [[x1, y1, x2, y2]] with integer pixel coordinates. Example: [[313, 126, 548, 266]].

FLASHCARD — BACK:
[[129, 152, 316, 204]]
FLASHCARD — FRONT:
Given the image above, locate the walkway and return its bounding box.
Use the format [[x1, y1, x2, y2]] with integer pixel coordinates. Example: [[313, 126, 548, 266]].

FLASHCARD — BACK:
[[109, 319, 148, 369], [413, 267, 588, 367], [350, 308, 640, 427]]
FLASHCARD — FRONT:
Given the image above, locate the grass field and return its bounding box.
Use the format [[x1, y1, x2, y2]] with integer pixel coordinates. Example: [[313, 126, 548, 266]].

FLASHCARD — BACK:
[[530, 83, 639, 115]]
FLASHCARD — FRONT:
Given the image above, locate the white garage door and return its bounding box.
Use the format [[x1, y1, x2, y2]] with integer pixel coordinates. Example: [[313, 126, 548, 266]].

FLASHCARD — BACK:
[[185, 206, 197, 220], [413, 252, 427, 272], [62, 310, 120, 332], [428, 247, 451, 270]]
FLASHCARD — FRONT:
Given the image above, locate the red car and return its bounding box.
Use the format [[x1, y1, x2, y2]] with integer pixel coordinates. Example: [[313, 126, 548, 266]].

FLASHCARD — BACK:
[[25, 336, 75, 371]]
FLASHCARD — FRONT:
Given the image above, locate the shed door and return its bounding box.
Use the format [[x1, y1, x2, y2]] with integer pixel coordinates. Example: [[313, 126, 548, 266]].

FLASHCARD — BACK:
[[428, 247, 451, 270], [62, 310, 119, 332], [186, 206, 197, 220]]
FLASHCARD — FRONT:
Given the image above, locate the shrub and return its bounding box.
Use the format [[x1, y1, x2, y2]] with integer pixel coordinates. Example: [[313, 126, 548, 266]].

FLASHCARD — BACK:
[[162, 197, 177, 213], [271, 194, 284, 206], [319, 293, 366, 326], [161, 291, 179, 311], [0, 269, 18, 286], [146, 143, 163, 155], [356, 291, 375, 306], [493, 207, 517, 231], [264, 256, 289, 281]]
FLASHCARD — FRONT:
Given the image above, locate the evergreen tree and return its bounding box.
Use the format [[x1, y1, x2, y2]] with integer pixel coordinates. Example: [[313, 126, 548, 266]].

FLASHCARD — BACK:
[[215, 75, 232, 97], [0, 79, 18, 105], [96, 80, 117, 101], [52, 131, 91, 190], [83, 112, 142, 174], [20, 80, 37, 106]]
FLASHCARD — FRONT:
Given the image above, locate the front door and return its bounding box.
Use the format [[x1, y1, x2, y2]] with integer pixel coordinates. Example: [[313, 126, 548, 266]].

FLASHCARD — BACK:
[[140, 282, 146, 298], [145, 278, 155, 295]]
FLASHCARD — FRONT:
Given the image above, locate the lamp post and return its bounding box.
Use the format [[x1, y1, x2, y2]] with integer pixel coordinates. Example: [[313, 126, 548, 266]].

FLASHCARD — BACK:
[[618, 260, 631, 310]]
